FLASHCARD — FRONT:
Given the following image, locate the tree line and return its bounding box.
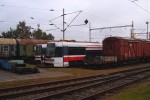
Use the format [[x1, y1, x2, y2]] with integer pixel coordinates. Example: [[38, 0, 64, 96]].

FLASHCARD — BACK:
[[0, 21, 54, 40]]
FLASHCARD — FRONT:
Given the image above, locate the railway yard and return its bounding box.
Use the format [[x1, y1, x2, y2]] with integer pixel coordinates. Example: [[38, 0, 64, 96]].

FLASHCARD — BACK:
[[1, 1, 150, 99], [0, 62, 150, 100], [0, 36, 150, 100]]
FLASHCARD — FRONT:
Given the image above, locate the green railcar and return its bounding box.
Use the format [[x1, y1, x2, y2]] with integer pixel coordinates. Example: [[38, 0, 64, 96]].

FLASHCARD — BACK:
[[17, 39, 54, 62]]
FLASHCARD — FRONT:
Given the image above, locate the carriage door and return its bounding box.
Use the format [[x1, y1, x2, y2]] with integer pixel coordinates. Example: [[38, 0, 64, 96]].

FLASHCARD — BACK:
[[0, 45, 1, 57], [10, 45, 15, 57], [107, 40, 116, 56], [63, 46, 69, 67]]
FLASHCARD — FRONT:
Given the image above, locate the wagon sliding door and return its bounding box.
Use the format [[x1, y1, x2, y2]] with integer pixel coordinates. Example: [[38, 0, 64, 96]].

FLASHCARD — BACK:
[[105, 39, 118, 56], [128, 41, 140, 60]]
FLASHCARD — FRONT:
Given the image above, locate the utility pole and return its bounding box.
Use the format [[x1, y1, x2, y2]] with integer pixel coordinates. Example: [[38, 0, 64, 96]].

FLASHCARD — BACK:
[[131, 21, 134, 38], [146, 21, 149, 40], [63, 8, 65, 40], [89, 22, 91, 42]]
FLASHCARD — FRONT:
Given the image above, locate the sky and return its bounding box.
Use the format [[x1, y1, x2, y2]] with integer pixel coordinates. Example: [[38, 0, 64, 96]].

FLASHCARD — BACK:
[[0, 0, 150, 43]]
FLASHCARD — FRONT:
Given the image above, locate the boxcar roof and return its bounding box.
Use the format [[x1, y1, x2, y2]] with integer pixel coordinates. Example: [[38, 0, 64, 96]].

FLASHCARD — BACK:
[[18, 39, 55, 45], [104, 36, 136, 41], [104, 36, 149, 43], [0, 38, 16, 45]]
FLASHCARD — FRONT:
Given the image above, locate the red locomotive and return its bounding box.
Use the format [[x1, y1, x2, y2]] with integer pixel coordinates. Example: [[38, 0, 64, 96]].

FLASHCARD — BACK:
[[84, 36, 150, 66]]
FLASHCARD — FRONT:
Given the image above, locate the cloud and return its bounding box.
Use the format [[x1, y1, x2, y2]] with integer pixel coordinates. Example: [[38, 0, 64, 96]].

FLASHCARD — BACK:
[[0, 0, 150, 41]]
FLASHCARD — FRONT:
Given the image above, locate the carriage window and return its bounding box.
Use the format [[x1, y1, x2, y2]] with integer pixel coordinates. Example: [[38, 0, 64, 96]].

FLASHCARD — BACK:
[[63, 47, 68, 55], [42, 48, 46, 54], [68, 47, 85, 55], [23, 45, 26, 51], [33, 46, 36, 52], [55, 47, 62, 57], [35, 45, 42, 55], [86, 50, 103, 56], [4, 45, 9, 51]]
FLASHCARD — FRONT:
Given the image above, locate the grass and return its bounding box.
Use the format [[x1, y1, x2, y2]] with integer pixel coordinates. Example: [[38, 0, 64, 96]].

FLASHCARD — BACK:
[[45, 62, 150, 78], [105, 81, 150, 100], [46, 67, 126, 77]]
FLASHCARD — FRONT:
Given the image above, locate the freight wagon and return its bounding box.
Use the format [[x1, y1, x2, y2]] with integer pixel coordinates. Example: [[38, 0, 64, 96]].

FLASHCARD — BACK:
[[84, 36, 150, 66]]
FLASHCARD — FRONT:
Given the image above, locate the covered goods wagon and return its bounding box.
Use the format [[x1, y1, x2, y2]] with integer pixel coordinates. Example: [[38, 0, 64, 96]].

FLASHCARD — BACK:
[[84, 36, 150, 66]]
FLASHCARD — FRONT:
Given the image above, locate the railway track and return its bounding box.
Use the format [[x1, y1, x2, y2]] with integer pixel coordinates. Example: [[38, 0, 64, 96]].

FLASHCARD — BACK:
[[0, 66, 150, 100]]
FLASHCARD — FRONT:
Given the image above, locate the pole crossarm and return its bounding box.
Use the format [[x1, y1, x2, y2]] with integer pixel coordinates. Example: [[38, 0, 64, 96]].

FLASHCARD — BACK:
[[64, 10, 82, 31], [134, 33, 148, 34], [89, 22, 134, 41], [50, 21, 63, 32], [49, 9, 84, 40], [69, 23, 86, 27], [90, 24, 133, 31]]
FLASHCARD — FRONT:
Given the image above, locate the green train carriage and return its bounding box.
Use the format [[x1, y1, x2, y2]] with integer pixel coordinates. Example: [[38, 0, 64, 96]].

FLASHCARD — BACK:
[[0, 38, 54, 62]]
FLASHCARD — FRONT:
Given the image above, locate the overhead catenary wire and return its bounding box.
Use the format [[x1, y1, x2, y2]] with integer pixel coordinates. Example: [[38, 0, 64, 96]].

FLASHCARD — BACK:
[[0, 20, 51, 27], [1, 5, 85, 36], [64, 10, 82, 31], [49, 9, 83, 34], [49, 10, 82, 22], [49, 21, 62, 31], [82, 11, 124, 26], [0, 4, 61, 11], [128, 0, 150, 15], [90, 24, 133, 31], [49, 16, 63, 22]]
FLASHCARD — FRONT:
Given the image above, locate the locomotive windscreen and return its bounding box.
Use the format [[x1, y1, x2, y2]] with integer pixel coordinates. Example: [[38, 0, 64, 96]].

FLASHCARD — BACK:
[[46, 43, 55, 57]]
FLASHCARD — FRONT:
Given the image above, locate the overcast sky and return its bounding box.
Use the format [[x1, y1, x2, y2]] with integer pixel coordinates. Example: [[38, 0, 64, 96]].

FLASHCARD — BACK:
[[0, 0, 150, 42]]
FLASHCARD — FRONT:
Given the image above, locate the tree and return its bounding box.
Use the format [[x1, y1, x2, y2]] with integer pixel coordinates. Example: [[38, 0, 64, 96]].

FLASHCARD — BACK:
[[0, 21, 54, 40], [1, 28, 16, 38], [0, 21, 31, 39], [32, 28, 54, 40], [15, 21, 32, 39]]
